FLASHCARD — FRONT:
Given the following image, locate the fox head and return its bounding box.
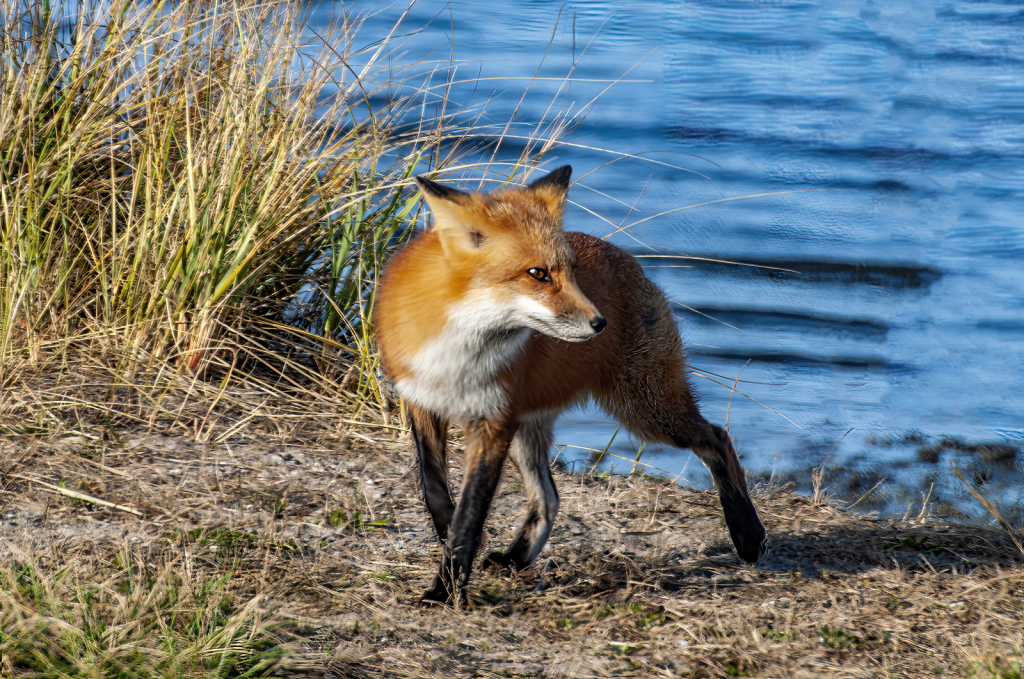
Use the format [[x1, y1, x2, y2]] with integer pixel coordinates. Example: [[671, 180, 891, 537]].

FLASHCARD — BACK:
[[415, 165, 606, 343]]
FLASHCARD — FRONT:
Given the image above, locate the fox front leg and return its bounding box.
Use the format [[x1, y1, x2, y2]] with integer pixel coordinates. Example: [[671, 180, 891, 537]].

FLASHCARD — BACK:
[[408, 403, 454, 541], [422, 419, 518, 606]]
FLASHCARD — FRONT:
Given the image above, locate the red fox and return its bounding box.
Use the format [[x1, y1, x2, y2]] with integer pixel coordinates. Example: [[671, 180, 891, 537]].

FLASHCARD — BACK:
[[375, 166, 767, 604]]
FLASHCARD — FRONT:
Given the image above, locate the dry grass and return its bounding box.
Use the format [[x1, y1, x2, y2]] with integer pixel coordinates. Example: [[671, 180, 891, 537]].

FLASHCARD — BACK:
[[2, 413, 1021, 678], [0, 0, 567, 434]]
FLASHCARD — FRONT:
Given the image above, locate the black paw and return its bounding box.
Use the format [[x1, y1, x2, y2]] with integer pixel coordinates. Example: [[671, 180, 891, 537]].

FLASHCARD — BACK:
[[482, 550, 515, 571], [722, 495, 768, 564], [732, 523, 768, 564], [420, 576, 453, 604], [419, 577, 467, 607]]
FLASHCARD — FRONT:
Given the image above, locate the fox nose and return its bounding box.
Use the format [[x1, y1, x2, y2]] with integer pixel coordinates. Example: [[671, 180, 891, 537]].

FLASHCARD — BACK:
[[590, 316, 607, 334]]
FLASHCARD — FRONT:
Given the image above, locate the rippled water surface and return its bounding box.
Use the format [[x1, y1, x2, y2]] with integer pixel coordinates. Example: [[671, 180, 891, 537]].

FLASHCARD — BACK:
[[335, 1, 1024, 515]]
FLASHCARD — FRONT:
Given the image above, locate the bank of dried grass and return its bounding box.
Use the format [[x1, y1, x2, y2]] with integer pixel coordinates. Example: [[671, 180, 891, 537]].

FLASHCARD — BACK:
[[1, 0, 567, 432]]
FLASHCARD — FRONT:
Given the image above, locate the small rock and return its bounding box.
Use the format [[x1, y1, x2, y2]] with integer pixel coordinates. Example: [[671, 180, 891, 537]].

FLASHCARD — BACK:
[[916, 445, 941, 463]]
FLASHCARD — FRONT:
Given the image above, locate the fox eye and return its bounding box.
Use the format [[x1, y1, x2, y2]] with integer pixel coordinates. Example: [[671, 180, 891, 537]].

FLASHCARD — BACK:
[[527, 267, 551, 282]]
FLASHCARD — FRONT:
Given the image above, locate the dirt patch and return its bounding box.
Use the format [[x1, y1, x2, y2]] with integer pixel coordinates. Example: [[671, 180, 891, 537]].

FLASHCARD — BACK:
[[1, 423, 1022, 678]]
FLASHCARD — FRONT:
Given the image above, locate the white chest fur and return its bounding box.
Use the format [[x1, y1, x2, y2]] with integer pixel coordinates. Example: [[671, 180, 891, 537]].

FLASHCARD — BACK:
[[394, 295, 533, 421]]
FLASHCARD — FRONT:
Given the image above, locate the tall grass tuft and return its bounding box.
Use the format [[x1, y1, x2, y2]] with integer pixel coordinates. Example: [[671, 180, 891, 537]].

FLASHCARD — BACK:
[[0, 0, 526, 431]]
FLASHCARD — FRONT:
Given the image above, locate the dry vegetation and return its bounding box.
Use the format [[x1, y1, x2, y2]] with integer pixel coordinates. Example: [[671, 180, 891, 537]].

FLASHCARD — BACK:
[[2, 1, 1023, 678], [1, 415, 1022, 678], [1, 0, 558, 425]]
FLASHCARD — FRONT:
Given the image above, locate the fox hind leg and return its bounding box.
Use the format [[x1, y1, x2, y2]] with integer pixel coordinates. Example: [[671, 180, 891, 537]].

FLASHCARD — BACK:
[[599, 287, 767, 563], [485, 413, 559, 571], [408, 403, 454, 542], [609, 386, 767, 563], [681, 418, 767, 563]]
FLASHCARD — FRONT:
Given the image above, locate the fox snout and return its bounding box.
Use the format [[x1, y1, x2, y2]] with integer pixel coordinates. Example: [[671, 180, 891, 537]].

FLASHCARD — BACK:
[[557, 280, 606, 342], [576, 312, 606, 339], [554, 309, 605, 342], [512, 276, 606, 343], [561, 293, 605, 341]]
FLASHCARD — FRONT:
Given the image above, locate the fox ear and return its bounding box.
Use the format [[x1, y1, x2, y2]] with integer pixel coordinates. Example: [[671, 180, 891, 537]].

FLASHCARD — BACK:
[[528, 165, 572, 194], [415, 175, 470, 203], [414, 175, 485, 256]]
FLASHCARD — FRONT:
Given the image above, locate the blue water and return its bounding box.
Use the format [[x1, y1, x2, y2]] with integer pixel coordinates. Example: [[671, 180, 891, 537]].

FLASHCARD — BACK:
[[335, 0, 1024, 516]]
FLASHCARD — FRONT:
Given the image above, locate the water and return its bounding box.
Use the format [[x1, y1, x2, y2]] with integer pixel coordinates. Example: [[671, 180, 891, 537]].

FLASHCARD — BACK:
[[334, 0, 1024, 517]]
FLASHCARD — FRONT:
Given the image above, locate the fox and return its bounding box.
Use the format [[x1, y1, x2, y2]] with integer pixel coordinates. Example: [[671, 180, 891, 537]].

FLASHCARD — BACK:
[[375, 165, 767, 605]]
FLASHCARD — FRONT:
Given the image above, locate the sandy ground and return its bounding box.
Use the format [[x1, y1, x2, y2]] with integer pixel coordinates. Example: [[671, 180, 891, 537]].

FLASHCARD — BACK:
[[1, 421, 1022, 678]]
